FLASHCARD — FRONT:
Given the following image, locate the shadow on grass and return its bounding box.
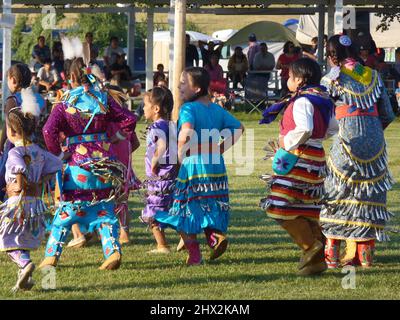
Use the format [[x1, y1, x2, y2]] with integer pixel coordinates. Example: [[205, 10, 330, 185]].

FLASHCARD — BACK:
[[47, 270, 344, 294]]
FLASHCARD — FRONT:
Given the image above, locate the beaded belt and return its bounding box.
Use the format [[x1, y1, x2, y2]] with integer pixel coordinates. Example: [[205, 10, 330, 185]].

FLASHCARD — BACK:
[[66, 132, 108, 146], [336, 104, 378, 120]]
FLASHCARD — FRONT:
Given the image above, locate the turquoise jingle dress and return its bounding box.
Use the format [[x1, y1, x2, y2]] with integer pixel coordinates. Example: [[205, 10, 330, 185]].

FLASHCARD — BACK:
[[155, 101, 241, 235]]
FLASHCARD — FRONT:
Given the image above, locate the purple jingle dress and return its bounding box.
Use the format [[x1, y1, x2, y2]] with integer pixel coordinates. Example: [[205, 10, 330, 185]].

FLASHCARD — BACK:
[[0, 143, 62, 251], [141, 119, 177, 225]]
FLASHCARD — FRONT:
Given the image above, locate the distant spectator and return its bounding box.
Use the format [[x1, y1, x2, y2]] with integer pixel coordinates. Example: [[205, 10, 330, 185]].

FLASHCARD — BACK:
[[109, 53, 133, 86], [253, 43, 275, 82], [375, 48, 390, 78], [185, 34, 199, 67], [247, 33, 260, 70], [52, 44, 64, 76], [205, 53, 226, 95], [32, 36, 51, 72], [153, 64, 167, 87], [310, 37, 318, 54], [276, 41, 300, 97], [359, 45, 376, 69], [394, 48, 400, 76], [395, 81, 400, 111], [199, 40, 222, 67], [228, 46, 249, 89], [86, 32, 100, 63], [103, 36, 125, 69], [38, 58, 60, 92]]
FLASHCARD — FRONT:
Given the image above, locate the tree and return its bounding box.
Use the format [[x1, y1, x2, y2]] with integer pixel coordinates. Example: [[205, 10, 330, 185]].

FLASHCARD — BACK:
[[70, 13, 128, 55], [376, 7, 400, 32], [12, 16, 52, 63]]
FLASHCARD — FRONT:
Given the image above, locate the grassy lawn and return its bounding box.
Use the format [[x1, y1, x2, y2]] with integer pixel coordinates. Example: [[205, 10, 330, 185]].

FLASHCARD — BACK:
[[0, 113, 399, 300]]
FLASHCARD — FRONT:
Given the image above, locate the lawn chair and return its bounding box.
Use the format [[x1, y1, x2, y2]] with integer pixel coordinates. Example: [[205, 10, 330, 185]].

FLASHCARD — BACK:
[[243, 73, 269, 114]]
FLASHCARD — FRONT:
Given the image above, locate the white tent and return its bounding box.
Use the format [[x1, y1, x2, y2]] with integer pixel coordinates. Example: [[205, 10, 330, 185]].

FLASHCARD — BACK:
[[153, 30, 215, 44], [296, 13, 400, 48], [212, 29, 238, 42]]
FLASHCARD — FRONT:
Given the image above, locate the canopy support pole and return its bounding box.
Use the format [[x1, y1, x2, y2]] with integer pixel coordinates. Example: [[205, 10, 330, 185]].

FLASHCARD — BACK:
[[2, 0, 12, 120], [172, 0, 186, 121], [127, 8, 136, 73], [145, 7, 154, 91], [317, 4, 326, 66]]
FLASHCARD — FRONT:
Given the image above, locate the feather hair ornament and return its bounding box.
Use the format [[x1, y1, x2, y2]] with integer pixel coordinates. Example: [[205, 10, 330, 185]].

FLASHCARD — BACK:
[[60, 36, 75, 60], [71, 37, 83, 59], [20, 87, 41, 117]]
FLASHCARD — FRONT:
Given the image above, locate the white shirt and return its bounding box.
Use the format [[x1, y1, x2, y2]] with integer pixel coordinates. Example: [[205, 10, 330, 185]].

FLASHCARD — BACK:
[[283, 97, 338, 151], [37, 67, 59, 83]]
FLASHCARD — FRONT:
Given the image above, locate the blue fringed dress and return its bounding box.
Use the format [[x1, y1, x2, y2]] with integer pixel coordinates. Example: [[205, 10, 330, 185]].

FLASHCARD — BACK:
[[155, 101, 241, 235]]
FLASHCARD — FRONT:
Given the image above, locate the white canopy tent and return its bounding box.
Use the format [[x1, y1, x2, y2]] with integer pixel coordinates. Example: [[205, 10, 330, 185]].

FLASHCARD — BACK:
[[297, 13, 400, 48]]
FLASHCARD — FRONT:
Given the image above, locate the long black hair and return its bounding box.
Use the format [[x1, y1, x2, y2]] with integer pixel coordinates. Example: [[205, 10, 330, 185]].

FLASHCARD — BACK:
[[327, 35, 358, 66], [289, 58, 322, 87], [184, 67, 210, 102]]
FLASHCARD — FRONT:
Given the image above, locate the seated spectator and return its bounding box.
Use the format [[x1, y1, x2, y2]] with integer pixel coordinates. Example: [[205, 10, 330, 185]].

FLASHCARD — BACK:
[[153, 64, 167, 87], [32, 36, 51, 72], [37, 59, 60, 92], [204, 53, 226, 94], [359, 45, 376, 69], [396, 81, 400, 112], [375, 48, 390, 78], [228, 46, 249, 89], [253, 42, 275, 82], [52, 45, 64, 76], [391, 48, 400, 82], [109, 54, 132, 86], [103, 36, 125, 72]]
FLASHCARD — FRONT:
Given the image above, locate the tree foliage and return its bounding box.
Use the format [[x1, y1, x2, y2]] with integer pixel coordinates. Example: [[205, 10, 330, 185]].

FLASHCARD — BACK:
[[12, 15, 50, 63], [11, 12, 203, 62], [375, 7, 400, 32]]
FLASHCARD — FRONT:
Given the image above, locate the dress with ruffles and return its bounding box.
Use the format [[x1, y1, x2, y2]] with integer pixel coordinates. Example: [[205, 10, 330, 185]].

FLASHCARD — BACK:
[[155, 102, 241, 234], [319, 59, 395, 241]]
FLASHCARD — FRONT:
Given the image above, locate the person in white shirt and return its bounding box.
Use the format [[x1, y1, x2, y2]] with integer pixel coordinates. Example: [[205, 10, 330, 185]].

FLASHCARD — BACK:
[[260, 58, 337, 277], [37, 59, 60, 92]]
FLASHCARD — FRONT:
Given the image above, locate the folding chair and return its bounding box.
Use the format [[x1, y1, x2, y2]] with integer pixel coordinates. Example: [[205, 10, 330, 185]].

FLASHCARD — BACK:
[[243, 73, 269, 114]]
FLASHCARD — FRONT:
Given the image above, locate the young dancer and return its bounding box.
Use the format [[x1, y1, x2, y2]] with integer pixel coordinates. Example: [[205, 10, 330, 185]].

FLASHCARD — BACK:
[[155, 67, 244, 265], [0, 64, 46, 201], [320, 35, 395, 268], [260, 58, 337, 276], [141, 86, 176, 254], [66, 85, 140, 248], [38, 37, 137, 271], [0, 95, 62, 291]]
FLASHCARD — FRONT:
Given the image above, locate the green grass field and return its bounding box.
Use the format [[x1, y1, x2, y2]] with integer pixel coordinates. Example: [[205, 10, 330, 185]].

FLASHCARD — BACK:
[[1, 113, 399, 300]]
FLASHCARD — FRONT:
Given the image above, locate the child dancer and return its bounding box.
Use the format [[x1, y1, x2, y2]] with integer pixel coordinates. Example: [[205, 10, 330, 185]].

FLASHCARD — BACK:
[[259, 58, 337, 276], [38, 37, 137, 271], [66, 85, 140, 248], [0, 98, 62, 291], [155, 67, 244, 265], [0, 64, 46, 201], [141, 86, 176, 254]]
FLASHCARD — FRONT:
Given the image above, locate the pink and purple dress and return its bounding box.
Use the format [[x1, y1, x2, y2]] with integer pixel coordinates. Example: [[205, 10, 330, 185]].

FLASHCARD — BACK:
[[0, 143, 62, 251], [42, 85, 137, 262], [141, 119, 177, 225]]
